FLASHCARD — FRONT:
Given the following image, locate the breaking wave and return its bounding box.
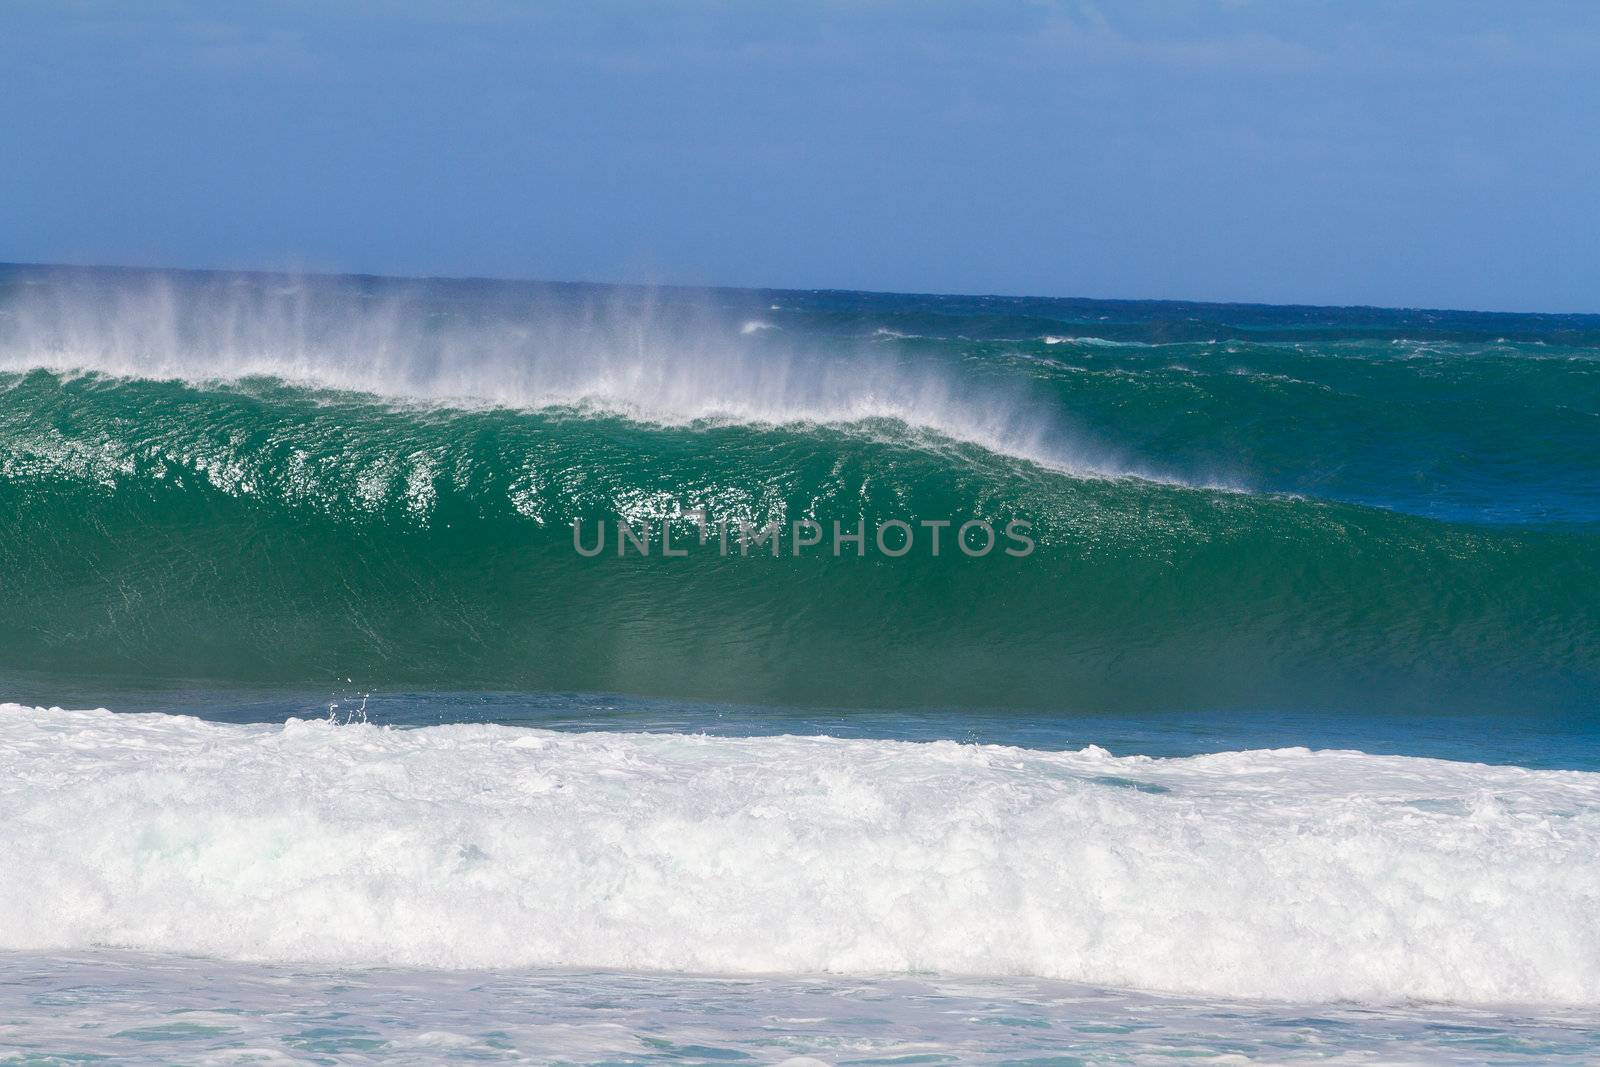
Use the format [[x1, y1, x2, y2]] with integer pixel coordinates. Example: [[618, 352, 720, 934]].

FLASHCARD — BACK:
[[1, 264, 1596, 712]]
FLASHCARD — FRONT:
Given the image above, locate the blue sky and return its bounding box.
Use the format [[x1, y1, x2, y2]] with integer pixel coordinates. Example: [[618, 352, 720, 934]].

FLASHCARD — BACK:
[[3, 2, 1597, 312]]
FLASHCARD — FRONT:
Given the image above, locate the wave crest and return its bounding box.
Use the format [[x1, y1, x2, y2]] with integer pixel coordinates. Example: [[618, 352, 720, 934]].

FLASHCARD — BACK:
[[0, 271, 1186, 484]]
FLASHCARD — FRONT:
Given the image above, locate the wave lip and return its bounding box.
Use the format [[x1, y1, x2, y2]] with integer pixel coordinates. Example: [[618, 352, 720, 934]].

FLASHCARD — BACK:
[[4, 705, 1598, 1006]]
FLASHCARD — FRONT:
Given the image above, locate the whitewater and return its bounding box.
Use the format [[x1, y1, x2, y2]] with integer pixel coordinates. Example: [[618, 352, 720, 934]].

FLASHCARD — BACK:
[[3, 704, 1598, 1005]]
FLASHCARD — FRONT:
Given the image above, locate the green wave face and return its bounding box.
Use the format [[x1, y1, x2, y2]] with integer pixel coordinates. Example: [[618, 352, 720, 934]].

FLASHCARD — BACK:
[[1, 265, 1597, 713]]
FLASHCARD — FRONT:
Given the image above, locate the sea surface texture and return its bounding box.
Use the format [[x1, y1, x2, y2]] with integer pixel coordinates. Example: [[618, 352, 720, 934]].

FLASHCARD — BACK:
[[0, 264, 1597, 1064]]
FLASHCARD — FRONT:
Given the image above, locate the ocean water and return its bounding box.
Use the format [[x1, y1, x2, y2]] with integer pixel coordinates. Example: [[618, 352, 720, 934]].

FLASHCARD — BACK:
[[0, 263, 1597, 1063]]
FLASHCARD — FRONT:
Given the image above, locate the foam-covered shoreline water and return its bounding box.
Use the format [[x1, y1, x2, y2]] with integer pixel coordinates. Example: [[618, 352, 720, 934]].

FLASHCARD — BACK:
[[4, 704, 1597, 1006], [7, 951, 1600, 1066]]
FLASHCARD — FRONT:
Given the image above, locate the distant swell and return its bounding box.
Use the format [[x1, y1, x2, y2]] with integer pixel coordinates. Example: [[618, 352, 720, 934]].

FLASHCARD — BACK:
[[4, 706, 1599, 1005]]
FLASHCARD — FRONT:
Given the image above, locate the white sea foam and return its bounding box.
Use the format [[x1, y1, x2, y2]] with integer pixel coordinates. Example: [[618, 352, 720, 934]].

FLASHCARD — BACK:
[[2, 705, 1597, 1005], [1042, 335, 1151, 348], [0, 277, 1201, 486]]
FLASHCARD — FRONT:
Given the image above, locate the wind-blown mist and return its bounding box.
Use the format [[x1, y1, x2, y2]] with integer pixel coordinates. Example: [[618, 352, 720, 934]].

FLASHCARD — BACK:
[[0, 267, 1156, 483]]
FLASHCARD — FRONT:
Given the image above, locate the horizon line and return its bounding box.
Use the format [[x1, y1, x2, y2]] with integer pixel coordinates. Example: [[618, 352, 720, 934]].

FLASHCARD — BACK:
[[4, 257, 1598, 322]]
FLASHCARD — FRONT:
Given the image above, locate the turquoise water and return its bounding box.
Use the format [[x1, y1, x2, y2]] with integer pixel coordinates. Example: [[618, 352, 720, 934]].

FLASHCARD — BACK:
[[7, 686, 1599, 771]]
